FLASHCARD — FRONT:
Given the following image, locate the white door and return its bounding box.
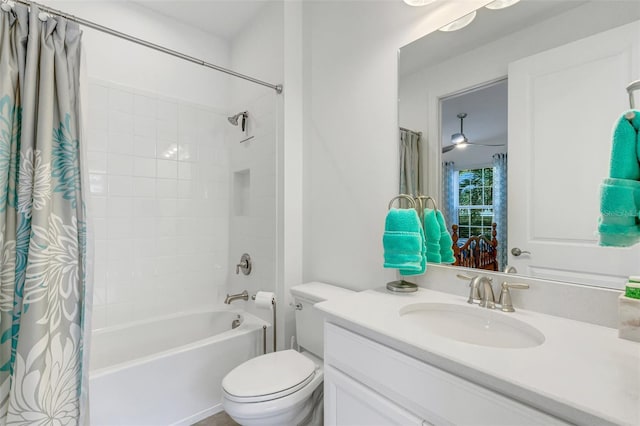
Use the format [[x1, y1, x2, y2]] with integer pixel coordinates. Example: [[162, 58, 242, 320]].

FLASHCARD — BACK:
[[508, 20, 640, 288]]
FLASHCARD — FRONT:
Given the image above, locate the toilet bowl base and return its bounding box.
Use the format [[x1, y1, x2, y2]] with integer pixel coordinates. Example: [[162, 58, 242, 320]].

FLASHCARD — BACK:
[[223, 369, 323, 425]]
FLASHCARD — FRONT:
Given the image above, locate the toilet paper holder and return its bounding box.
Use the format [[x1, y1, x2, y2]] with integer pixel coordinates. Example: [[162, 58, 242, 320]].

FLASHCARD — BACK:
[[252, 293, 276, 354]]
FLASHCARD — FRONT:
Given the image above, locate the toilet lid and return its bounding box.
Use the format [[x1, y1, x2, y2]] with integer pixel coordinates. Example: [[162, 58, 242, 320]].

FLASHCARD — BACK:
[[222, 350, 316, 403]]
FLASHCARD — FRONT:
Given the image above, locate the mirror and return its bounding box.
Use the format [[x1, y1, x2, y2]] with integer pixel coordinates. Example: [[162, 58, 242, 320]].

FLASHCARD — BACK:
[[399, 0, 640, 290]]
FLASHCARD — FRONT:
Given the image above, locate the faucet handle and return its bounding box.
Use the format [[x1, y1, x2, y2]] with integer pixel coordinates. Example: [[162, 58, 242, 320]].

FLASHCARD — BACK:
[[457, 274, 483, 304], [456, 273, 475, 281], [498, 282, 529, 312]]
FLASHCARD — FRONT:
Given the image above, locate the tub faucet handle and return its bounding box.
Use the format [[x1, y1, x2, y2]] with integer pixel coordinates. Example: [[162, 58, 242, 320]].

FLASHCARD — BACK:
[[236, 253, 252, 275]]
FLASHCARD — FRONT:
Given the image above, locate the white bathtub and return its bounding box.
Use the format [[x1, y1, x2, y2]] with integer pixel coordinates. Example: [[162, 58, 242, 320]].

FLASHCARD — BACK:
[[89, 308, 267, 426]]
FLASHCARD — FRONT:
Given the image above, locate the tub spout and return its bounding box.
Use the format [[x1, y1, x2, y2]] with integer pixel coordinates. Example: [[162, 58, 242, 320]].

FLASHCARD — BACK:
[[224, 290, 249, 304]]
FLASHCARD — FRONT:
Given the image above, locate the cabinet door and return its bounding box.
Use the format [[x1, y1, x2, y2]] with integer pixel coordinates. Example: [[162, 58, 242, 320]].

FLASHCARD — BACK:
[[325, 365, 429, 426]]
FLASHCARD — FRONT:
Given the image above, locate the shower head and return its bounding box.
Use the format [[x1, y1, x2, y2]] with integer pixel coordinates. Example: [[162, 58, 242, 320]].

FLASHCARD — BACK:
[[228, 111, 248, 126]]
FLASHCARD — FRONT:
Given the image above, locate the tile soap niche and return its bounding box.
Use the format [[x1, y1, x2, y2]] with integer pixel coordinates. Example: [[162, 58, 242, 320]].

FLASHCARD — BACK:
[[234, 169, 250, 216]]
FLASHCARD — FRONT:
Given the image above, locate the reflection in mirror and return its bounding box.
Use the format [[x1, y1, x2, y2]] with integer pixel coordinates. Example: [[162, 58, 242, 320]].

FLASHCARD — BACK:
[[440, 80, 507, 271], [399, 127, 423, 208], [399, 0, 640, 289]]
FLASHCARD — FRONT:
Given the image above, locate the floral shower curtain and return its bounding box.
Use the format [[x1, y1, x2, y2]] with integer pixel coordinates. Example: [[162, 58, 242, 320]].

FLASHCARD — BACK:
[[493, 153, 507, 271], [0, 4, 88, 424]]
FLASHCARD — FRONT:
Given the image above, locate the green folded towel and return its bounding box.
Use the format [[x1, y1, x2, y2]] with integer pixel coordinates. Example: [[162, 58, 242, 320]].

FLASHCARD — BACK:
[[600, 178, 640, 216], [609, 110, 640, 180], [424, 208, 442, 263], [598, 110, 640, 247], [598, 220, 640, 247], [402, 225, 426, 276], [435, 210, 456, 264], [383, 208, 425, 275]]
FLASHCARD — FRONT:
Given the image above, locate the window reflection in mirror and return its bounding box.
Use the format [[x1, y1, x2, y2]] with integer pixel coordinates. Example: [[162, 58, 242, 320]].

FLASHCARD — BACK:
[[440, 80, 507, 270]]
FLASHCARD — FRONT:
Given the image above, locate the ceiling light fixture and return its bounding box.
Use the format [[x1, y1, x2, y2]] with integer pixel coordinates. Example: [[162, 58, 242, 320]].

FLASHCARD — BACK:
[[403, 0, 436, 6], [442, 112, 506, 154], [451, 113, 469, 146], [485, 0, 521, 10], [438, 11, 477, 32]]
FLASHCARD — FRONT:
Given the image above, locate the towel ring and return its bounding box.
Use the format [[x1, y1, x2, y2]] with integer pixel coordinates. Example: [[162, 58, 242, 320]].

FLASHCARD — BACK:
[[416, 195, 438, 211], [388, 194, 416, 209]]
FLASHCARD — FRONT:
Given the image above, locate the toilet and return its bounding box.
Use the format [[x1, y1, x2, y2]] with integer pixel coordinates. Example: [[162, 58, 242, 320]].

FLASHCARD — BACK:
[[222, 282, 352, 425]]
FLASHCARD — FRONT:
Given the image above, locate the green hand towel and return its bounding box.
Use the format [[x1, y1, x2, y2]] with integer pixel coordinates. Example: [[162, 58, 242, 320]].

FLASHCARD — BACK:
[[383, 208, 425, 274], [401, 224, 426, 276], [435, 210, 456, 264], [424, 208, 442, 263], [600, 178, 640, 216], [598, 220, 640, 247], [609, 110, 640, 180], [598, 111, 640, 247]]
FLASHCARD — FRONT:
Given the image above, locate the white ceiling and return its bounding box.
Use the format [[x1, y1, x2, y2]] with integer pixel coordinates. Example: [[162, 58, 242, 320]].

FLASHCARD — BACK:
[[399, 0, 585, 77], [132, 0, 272, 40]]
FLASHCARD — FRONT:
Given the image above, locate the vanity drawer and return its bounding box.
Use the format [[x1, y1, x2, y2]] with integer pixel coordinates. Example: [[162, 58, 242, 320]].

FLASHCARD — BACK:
[[324, 322, 569, 426]]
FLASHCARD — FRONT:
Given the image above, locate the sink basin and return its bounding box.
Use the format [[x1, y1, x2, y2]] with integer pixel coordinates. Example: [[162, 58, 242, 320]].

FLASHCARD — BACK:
[[399, 303, 545, 349]]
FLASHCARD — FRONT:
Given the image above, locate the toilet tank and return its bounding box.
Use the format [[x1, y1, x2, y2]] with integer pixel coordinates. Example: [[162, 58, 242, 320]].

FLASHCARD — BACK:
[[291, 282, 353, 358]]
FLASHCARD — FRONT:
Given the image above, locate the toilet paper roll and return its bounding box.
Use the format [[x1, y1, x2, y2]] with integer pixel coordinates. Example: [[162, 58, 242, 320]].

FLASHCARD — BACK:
[[254, 291, 275, 309]]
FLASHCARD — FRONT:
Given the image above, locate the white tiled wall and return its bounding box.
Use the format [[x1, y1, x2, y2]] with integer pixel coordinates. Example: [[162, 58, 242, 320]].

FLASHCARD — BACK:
[[87, 79, 230, 329]]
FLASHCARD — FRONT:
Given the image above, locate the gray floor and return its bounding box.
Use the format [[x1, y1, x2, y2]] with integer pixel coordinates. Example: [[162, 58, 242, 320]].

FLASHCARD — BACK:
[[192, 411, 239, 426]]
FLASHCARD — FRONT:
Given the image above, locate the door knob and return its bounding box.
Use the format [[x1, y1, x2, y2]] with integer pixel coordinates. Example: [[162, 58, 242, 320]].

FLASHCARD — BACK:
[[511, 247, 531, 257]]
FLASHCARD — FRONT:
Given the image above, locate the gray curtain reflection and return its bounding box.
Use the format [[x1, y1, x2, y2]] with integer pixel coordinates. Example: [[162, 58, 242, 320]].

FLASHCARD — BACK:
[[399, 128, 423, 207]]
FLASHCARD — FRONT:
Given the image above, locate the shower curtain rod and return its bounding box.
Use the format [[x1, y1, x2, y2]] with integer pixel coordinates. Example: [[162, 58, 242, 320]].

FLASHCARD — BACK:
[[9, 0, 283, 94], [400, 127, 422, 137]]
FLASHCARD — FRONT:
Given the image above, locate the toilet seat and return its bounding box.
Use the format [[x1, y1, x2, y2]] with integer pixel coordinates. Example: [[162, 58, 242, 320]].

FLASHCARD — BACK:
[[222, 350, 317, 403]]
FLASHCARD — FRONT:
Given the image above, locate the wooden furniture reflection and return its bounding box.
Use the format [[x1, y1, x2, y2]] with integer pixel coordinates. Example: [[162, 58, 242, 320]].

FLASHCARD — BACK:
[[451, 223, 498, 271]]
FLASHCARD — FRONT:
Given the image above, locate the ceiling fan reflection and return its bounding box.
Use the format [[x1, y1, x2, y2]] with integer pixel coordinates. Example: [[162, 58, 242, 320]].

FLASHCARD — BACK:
[[442, 112, 505, 153]]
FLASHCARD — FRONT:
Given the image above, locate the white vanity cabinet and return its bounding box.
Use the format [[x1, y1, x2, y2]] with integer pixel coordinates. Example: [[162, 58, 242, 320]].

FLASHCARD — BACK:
[[323, 323, 569, 426]]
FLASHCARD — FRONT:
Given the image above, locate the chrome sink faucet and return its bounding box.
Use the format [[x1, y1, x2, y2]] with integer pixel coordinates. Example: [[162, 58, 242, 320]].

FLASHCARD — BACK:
[[477, 276, 496, 309], [458, 274, 495, 309]]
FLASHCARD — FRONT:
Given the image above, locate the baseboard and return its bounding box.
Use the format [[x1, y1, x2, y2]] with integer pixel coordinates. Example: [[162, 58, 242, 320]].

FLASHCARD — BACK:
[[170, 403, 223, 426]]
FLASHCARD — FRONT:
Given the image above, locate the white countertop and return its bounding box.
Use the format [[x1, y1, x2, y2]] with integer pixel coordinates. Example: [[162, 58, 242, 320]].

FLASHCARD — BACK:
[[315, 287, 640, 426]]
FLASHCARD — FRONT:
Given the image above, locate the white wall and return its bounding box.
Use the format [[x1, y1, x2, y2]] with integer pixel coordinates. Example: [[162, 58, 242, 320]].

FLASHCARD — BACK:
[[226, 1, 284, 349], [45, 0, 231, 108], [280, 1, 305, 351], [302, 0, 486, 291]]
